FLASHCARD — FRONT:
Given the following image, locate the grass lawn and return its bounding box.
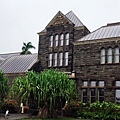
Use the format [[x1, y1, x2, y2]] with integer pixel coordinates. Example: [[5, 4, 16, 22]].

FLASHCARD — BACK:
[[21, 118, 90, 120]]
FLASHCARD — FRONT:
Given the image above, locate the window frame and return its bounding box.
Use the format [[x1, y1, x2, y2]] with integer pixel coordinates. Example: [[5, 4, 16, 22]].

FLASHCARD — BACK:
[[48, 53, 52, 67], [54, 53, 57, 66], [55, 34, 58, 47], [65, 52, 68, 66], [50, 35, 53, 47], [65, 33, 69, 45], [59, 52, 63, 66], [114, 47, 119, 63], [100, 48, 105, 64], [60, 34, 64, 46], [107, 48, 112, 64]]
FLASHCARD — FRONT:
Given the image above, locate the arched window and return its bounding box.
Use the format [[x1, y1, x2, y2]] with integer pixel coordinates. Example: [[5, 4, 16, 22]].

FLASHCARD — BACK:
[[55, 34, 58, 46], [59, 52, 63, 66], [114, 47, 119, 63], [50, 35, 53, 47], [65, 52, 68, 66], [60, 34, 64, 46], [107, 48, 112, 63], [65, 33, 69, 45], [100, 48, 105, 64]]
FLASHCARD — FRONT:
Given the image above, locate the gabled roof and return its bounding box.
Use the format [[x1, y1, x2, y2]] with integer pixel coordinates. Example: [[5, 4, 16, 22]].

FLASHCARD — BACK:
[[65, 11, 84, 27], [38, 11, 85, 34], [77, 22, 120, 41], [46, 11, 73, 28], [0, 53, 38, 73]]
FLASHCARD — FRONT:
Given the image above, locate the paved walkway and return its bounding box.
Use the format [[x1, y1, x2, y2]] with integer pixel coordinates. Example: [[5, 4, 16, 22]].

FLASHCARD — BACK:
[[0, 113, 29, 120]]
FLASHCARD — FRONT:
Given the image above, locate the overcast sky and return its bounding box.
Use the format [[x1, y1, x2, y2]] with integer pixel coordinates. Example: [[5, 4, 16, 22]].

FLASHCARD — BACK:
[[0, 0, 120, 54]]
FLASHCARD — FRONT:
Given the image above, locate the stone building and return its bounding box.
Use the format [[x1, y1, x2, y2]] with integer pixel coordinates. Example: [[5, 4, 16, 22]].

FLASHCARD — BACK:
[[37, 11, 120, 103]]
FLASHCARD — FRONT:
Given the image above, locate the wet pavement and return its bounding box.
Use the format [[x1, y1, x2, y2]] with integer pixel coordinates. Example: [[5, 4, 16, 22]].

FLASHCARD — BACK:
[[0, 113, 29, 120]]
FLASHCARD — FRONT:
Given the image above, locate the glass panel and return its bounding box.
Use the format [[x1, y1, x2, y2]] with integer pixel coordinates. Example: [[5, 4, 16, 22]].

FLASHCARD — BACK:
[[60, 34, 64, 46], [48, 54, 52, 66], [83, 89, 87, 96], [115, 47, 119, 63], [107, 48, 112, 63], [91, 89, 95, 96], [66, 33, 69, 45], [99, 89, 104, 96], [54, 53, 57, 66], [101, 49, 105, 64], [55, 35, 58, 46], [99, 81, 104, 86], [83, 89, 87, 103], [83, 81, 88, 86], [65, 52, 68, 66], [59, 53, 63, 66], [91, 81, 96, 87], [116, 81, 120, 86], [91, 97, 96, 103], [116, 89, 120, 104], [50, 36, 53, 47], [99, 89, 104, 102]]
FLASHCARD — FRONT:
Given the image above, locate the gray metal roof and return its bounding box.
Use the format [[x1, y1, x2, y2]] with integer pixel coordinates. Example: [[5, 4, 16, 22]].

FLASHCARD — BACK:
[[0, 53, 38, 73], [65, 11, 84, 27], [77, 22, 120, 41]]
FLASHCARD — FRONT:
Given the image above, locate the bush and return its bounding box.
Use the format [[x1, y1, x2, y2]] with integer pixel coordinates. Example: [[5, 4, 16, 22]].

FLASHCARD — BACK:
[[1, 99, 19, 113]]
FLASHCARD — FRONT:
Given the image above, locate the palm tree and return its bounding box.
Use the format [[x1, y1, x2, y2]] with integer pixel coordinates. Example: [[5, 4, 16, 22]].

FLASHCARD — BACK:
[[21, 42, 35, 55]]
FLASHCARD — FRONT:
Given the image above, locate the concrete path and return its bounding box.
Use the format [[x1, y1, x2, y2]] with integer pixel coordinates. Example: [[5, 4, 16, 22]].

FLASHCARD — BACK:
[[0, 113, 29, 120]]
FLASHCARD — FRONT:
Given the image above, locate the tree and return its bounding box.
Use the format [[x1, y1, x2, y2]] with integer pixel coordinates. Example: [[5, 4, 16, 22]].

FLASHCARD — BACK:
[[21, 42, 35, 55], [10, 69, 78, 118], [0, 71, 8, 101]]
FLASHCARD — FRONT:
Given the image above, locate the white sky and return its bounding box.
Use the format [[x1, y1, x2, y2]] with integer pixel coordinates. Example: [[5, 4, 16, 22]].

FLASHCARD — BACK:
[[0, 0, 120, 54]]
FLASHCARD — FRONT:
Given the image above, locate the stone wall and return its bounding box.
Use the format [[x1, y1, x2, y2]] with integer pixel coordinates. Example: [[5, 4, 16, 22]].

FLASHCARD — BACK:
[[73, 38, 120, 102]]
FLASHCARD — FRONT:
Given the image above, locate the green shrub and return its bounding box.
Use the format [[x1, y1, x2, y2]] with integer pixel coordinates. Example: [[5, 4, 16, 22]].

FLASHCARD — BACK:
[[1, 99, 19, 113]]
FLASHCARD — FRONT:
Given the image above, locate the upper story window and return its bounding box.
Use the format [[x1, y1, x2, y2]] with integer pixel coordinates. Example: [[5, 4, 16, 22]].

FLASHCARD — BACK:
[[55, 34, 58, 46], [100, 48, 105, 64], [98, 81, 104, 87], [83, 81, 88, 86], [48, 53, 52, 67], [65, 33, 69, 45], [50, 35, 53, 47], [114, 47, 119, 63], [91, 81, 96, 87], [116, 81, 120, 86], [59, 52, 63, 66], [54, 53, 57, 66], [60, 34, 64, 46], [65, 52, 68, 66], [107, 48, 112, 63]]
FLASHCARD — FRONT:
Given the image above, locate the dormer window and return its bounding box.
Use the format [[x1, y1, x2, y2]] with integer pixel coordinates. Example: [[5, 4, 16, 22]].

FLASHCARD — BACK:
[[55, 34, 58, 46], [65, 33, 69, 45], [60, 34, 64, 46], [50, 35, 53, 47]]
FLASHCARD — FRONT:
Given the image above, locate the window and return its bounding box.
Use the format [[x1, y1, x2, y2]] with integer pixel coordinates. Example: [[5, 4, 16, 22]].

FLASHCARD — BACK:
[[100, 48, 105, 64], [98, 89, 104, 102], [90, 89, 96, 103], [65, 52, 68, 66], [99, 81, 104, 87], [82, 89, 88, 103], [65, 33, 69, 45], [59, 53, 63, 66], [48, 54, 52, 67], [116, 89, 120, 104], [55, 34, 58, 46], [54, 53, 57, 66], [114, 47, 119, 63], [107, 48, 112, 63], [116, 81, 120, 86], [91, 81, 96, 87], [60, 34, 64, 46], [50, 35, 53, 47], [83, 81, 88, 86]]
